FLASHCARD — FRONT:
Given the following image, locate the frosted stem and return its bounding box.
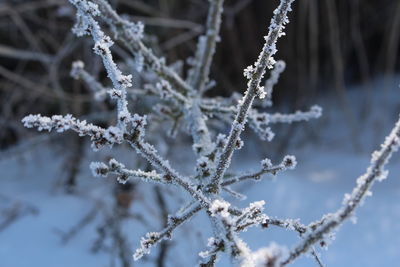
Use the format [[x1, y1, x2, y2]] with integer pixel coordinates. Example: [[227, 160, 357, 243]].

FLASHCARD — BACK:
[[190, 0, 224, 93], [208, 0, 296, 193]]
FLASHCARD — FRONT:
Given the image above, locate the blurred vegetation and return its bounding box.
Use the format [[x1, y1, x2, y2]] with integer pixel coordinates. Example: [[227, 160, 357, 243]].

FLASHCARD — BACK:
[[0, 0, 399, 148]]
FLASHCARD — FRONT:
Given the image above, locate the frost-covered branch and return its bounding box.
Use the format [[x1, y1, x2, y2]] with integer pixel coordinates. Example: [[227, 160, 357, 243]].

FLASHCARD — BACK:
[[189, 0, 224, 92], [281, 115, 400, 266], [186, 101, 214, 157], [200, 102, 322, 141], [69, 0, 134, 129], [259, 105, 322, 124], [134, 203, 202, 260], [262, 60, 286, 107], [22, 114, 113, 150], [221, 155, 296, 187], [127, 137, 211, 206], [22, 113, 211, 206], [90, 158, 162, 184], [181, 0, 226, 157], [209, 0, 295, 193], [248, 106, 321, 141], [93, 0, 194, 95]]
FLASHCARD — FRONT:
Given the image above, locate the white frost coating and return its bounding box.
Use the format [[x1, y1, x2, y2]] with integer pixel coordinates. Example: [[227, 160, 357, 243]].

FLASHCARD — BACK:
[[209, 199, 231, 218], [243, 65, 255, 79], [249, 114, 275, 141], [252, 243, 288, 267], [234, 201, 268, 233], [256, 85, 266, 99], [261, 158, 273, 169], [199, 237, 222, 259], [235, 238, 254, 267], [22, 114, 118, 150], [104, 126, 123, 144], [133, 232, 160, 260], [89, 161, 109, 177], [282, 155, 297, 170]]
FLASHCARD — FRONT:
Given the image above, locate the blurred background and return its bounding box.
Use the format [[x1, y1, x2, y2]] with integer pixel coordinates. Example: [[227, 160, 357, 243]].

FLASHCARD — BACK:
[[0, 0, 400, 266]]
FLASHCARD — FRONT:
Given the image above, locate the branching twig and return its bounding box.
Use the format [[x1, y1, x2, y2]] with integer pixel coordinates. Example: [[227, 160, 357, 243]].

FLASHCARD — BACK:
[[209, 0, 295, 193]]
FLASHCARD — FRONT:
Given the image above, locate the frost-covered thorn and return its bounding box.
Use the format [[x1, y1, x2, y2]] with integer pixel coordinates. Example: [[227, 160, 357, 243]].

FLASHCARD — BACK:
[[282, 155, 297, 170], [262, 218, 307, 234], [196, 156, 212, 178], [198, 237, 225, 266], [234, 138, 244, 150], [209, 199, 231, 218], [261, 158, 273, 169], [90, 161, 109, 177]]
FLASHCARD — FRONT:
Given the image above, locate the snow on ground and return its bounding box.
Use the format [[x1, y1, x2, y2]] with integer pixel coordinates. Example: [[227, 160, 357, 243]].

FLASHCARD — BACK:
[[1, 76, 400, 266]]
